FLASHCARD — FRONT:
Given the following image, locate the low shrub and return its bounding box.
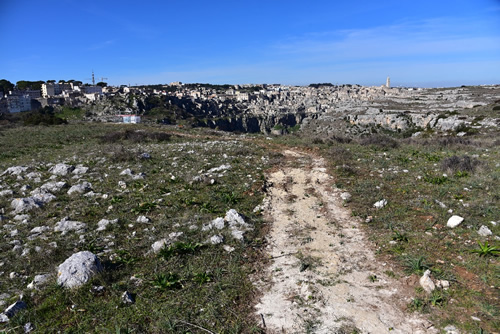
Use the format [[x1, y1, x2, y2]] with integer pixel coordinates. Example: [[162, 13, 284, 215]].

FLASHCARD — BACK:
[[359, 134, 399, 150], [441, 155, 480, 174]]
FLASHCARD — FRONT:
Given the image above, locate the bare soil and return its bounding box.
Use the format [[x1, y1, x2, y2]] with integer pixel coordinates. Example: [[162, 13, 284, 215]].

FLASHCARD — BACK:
[[254, 149, 437, 333]]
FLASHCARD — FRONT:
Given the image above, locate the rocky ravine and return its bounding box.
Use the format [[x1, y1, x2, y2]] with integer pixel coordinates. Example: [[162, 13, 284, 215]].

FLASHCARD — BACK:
[[254, 149, 437, 333]]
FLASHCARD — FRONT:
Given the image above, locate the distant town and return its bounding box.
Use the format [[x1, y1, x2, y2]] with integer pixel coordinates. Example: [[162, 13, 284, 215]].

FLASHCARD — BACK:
[[0, 76, 401, 115]]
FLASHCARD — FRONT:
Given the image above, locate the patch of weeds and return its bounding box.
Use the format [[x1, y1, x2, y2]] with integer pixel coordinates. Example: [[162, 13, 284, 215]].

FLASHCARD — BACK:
[[403, 255, 432, 275], [423, 152, 441, 162], [409, 297, 427, 313], [359, 134, 399, 150], [153, 272, 182, 290], [158, 242, 204, 260], [114, 250, 139, 266], [423, 174, 448, 185], [192, 272, 212, 285], [392, 230, 409, 242], [131, 201, 158, 214], [368, 274, 378, 282], [429, 290, 446, 307], [470, 241, 499, 257]]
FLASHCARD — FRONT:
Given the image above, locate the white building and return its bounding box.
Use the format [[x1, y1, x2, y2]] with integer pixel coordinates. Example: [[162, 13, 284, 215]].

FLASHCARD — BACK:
[[42, 83, 73, 97]]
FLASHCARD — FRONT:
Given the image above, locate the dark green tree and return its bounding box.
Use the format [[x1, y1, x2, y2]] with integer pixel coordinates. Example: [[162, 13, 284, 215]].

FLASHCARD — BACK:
[[0, 79, 14, 94], [96, 82, 108, 87]]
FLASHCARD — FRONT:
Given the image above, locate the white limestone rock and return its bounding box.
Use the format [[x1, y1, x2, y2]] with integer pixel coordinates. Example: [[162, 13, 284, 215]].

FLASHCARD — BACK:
[[30, 188, 56, 203], [54, 217, 87, 235], [2, 166, 28, 177], [72, 166, 89, 175], [340, 192, 352, 202], [209, 234, 224, 245], [136, 215, 150, 224], [477, 225, 492, 237], [447, 215, 464, 228], [49, 163, 75, 176], [373, 199, 388, 209], [40, 181, 68, 193], [202, 217, 225, 231], [27, 274, 52, 290], [67, 182, 92, 195], [57, 251, 103, 289], [96, 219, 119, 231], [419, 269, 435, 293], [121, 291, 135, 304], [10, 198, 43, 213], [0, 300, 27, 322], [0, 190, 13, 197]]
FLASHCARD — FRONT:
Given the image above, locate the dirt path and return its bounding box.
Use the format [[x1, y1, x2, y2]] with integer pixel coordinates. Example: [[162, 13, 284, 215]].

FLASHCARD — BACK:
[[254, 149, 437, 333]]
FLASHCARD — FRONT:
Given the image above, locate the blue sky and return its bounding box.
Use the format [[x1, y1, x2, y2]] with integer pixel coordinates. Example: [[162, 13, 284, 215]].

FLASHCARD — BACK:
[[1, 0, 499, 87]]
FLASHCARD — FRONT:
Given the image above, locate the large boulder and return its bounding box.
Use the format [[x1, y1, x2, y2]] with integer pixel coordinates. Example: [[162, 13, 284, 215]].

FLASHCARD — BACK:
[[57, 251, 103, 289]]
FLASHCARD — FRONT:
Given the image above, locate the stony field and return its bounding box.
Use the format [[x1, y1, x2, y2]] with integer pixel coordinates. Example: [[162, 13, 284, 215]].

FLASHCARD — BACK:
[[0, 113, 499, 333]]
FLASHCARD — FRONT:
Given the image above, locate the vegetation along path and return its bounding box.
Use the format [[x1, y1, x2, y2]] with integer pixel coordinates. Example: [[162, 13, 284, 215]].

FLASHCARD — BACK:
[[254, 148, 437, 333]]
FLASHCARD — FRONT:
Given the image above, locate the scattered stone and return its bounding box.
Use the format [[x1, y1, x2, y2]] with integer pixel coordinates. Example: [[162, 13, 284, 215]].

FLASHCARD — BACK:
[[67, 181, 92, 195], [140, 153, 151, 160], [2, 166, 28, 176], [434, 200, 447, 208], [225, 209, 253, 241], [223, 245, 235, 253], [151, 232, 183, 253], [209, 234, 224, 245], [2, 300, 27, 321], [72, 166, 89, 175], [443, 325, 460, 334], [477, 225, 492, 237], [96, 218, 119, 231], [471, 316, 481, 322], [0, 190, 13, 197], [202, 217, 225, 231], [57, 251, 103, 289], [30, 188, 56, 203], [340, 192, 352, 202], [120, 168, 145, 180], [91, 285, 105, 295], [436, 280, 450, 290], [11, 197, 43, 213], [151, 239, 168, 253], [27, 274, 52, 290], [24, 322, 34, 333], [419, 269, 435, 293], [121, 291, 135, 304], [13, 214, 30, 222], [40, 181, 68, 193], [54, 217, 87, 235], [49, 163, 74, 176], [491, 221, 497, 226], [447, 215, 464, 228], [373, 199, 387, 209], [207, 164, 231, 174], [136, 216, 150, 224]]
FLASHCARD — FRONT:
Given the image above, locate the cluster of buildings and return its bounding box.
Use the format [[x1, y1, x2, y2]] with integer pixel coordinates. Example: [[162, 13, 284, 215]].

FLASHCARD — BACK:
[[0, 82, 103, 113]]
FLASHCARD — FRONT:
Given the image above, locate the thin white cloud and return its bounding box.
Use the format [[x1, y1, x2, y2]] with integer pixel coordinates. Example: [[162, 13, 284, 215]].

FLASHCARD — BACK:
[[272, 17, 500, 62]]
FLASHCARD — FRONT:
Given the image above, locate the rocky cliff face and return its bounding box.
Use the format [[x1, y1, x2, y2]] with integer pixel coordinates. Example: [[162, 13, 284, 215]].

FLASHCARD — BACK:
[[81, 85, 500, 137]]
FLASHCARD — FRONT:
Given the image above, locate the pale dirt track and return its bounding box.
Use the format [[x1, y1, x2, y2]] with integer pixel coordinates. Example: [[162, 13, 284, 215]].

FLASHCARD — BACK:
[[254, 149, 437, 334]]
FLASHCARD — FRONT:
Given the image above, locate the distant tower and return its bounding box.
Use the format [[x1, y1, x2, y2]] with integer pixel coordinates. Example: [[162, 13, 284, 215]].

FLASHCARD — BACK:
[[386, 76, 390, 88]]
